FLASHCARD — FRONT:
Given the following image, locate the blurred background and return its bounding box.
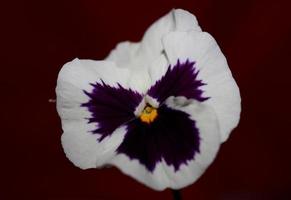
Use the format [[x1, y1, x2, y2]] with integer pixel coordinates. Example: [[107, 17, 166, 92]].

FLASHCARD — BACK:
[[2, 0, 291, 199]]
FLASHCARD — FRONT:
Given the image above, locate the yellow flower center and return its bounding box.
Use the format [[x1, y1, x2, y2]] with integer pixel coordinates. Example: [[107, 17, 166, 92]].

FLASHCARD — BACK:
[[140, 106, 158, 124]]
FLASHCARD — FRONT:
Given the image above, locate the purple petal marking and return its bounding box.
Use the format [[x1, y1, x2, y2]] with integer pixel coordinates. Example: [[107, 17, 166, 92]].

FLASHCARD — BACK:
[[117, 104, 200, 172], [147, 59, 209, 104], [82, 80, 143, 141]]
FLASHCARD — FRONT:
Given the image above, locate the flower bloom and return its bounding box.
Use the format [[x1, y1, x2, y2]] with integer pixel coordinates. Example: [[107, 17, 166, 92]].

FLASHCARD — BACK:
[[56, 9, 241, 190]]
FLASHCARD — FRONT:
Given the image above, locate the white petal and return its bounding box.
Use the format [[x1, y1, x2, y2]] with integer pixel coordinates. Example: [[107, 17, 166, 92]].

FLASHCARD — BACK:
[[162, 31, 241, 142], [174, 9, 202, 32], [104, 43, 152, 92], [147, 53, 169, 86], [56, 58, 135, 169], [108, 97, 220, 190], [128, 66, 151, 94], [105, 9, 201, 69], [105, 41, 143, 68], [139, 9, 201, 62], [57, 59, 126, 120], [61, 120, 127, 169]]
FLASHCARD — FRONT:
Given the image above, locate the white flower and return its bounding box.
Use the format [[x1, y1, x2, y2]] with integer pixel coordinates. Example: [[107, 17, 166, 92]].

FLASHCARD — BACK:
[[56, 8, 241, 191]]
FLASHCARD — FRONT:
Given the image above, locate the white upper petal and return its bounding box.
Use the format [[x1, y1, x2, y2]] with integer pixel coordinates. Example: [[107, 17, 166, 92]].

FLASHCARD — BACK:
[[56, 58, 138, 169], [139, 9, 201, 61], [105, 9, 201, 69], [105, 41, 143, 68], [108, 97, 220, 190], [162, 31, 241, 142]]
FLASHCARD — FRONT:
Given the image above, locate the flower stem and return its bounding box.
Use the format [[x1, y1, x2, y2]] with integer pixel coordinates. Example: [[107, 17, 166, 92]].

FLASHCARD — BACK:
[[171, 189, 182, 200]]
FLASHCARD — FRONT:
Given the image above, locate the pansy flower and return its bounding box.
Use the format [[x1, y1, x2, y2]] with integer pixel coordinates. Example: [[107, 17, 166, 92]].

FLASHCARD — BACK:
[[56, 9, 241, 190]]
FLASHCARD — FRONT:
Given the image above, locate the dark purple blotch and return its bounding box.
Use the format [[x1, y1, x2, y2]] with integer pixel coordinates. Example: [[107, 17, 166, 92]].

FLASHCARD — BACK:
[[148, 59, 209, 104], [117, 104, 200, 172], [82, 80, 143, 141]]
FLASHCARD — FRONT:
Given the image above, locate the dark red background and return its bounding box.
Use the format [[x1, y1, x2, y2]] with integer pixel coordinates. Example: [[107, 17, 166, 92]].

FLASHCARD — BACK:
[[2, 0, 291, 199]]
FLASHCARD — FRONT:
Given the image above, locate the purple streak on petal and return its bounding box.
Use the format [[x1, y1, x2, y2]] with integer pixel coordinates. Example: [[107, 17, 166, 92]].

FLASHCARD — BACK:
[[117, 104, 200, 172], [82, 80, 143, 141], [147, 59, 209, 104]]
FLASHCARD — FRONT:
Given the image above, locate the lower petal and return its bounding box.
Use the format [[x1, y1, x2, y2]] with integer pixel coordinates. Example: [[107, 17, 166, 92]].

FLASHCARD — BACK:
[[117, 104, 200, 172], [108, 97, 220, 190]]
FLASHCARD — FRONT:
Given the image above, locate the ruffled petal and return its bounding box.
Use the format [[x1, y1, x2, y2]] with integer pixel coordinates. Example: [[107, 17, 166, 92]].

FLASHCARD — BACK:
[[108, 97, 220, 190], [139, 9, 201, 62], [105, 9, 201, 69], [56, 58, 142, 169], [162, 31, 241, 142]]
